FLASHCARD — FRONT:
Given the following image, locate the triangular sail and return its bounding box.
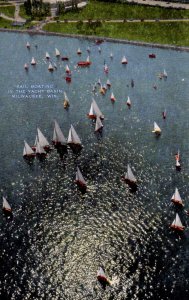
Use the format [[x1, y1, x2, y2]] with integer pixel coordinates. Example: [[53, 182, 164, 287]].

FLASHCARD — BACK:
[[53, 120, 67, 144], [122, 56, 127, 63], [23, 140, 35, 156], [76, 167, 86, 185], [67, 125, 82, 145], [37, 128, 49, 148], [64, 92, 69, 102], [36, 141, 46, 154], [95, 116, 103, 132], [171, 188, 182, 202], [89, 103, 94, 116], [92, 99, 104, 119], [127, 96, 131, 105], [48, 62, 54, 71], [3, 197, 11, 211], [55, 48, 60, 56], [46, 52, 50, 59], [172, 213, 183, 228], [153, 122, 161, 133], [86, 56, 90, 62], [125, 165, 137, 183], [97, 267, 106, 278]]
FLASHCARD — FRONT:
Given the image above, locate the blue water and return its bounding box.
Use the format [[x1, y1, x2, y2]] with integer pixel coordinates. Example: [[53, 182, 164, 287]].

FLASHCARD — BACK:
[[0, 31, 189, 299]]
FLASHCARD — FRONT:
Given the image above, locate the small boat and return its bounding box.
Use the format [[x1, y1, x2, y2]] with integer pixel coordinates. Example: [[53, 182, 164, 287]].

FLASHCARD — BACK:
[[23, 140, 35, 159], [65, 65, 71, 74], [24, 63, 29, 70], [87, 46, 91, 53], [48, 62, 54, 72], [121, 56, 128, 64], [87, 102, 96, 119], [46, 52, 50, 59], [31, 57, 36, 65], [106, 79, 111, 88], [170, 213, 184, 231], [110, 92, 116, 102], [99, 85, 106, 95], [97, 78, 101, 86], [35, 141, 47, 157], [110, 52, 113, 59], [52, 120, 67, 148], [55, 48, 60, 57], [163, 69, 167, 78], [176, 159, 181, 171], [162, 110, 166, 119], [75, 167, 87, 191], [131, 79, 134, 88], [67, 125, 82, 151], [95, 116, 103, 132], [98, 46, 101, 53], [37, 128, 51, 151], [104, 64, 109, 73], [63, 92, 70, 109], [2, 197, 12, 215], [88, 99, 104, 120], [127, 96, 131, 108], [65, 76, 71, 83], [175, 149, 180, 161], [26, 42, 30, 49], [152, 122, 161, 136], [61, 56, 69, 61], [77, 56, 91, 67], [171, 188, 184, 207], [97, 267, 110, 286], [95, 39, 104, 45], [77, 48, 82, 55], [149, 53, 156, 58], [122, 164, 137, 188]]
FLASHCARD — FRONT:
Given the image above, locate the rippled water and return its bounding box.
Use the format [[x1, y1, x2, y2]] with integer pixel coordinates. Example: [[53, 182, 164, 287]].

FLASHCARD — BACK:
[[0, 32, 189, 299]]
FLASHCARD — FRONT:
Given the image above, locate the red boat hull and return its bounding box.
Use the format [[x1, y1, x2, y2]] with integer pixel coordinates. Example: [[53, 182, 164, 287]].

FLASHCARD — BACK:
[[77, 61, 91, 67]]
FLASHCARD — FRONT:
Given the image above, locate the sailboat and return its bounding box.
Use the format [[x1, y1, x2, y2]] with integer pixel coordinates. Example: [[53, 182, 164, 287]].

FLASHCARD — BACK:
[[97, 78, 101, 85], [52, 120, 67, 148], [87, 102, 96, 119], [152, 122, 161, 135], [75, 167, 87, 191], [35, 141, 47, 157], [77, 56, 91, 67], [65, 65, 71, 74], [122, 164, 137, 187], [163, 69, 167, 78], [95, 116, 103, 132], [23, 140, 35, 159], [46, 52, 50, 59], [26, 42, 30, 49], [67, 125, 82, 151], [98, 46, 101, 53], [97, 267, 111, 286], [90, 99, 104, 119], [171, 188, 184, 207], [63, 92, 70, 109], [24, 63, 29, 70], [104, 64, 109, 73], [37, 128, 51, 151], [176, 159, 181, 171], [87, 46, 91, 53], [77, 48, 82, 55], [110, 52, 113, 59], [55, 48, 60, 57], [31, 57, 36, 65], [106, 79, 111, 88], [110, 92, 116, 102], [162, 109, 166, 119], [175, 150, 180, 161], [121, 56, 128, 64], [48, 62, 54, 72], [100, 84, 106, 95], [2, 197, 12, 214], [127, 96, 131, 108], [170, 213, 185, 231]]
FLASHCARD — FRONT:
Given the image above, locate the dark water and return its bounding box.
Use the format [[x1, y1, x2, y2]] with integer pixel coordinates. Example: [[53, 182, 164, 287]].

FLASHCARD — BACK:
[[0, 32, 189, 300]]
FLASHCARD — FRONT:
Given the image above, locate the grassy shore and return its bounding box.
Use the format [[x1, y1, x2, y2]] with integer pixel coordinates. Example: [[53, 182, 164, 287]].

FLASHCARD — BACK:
[[59, 0, 189, 20], [43, 21, 189, 47], [0, 5, 15, 18]]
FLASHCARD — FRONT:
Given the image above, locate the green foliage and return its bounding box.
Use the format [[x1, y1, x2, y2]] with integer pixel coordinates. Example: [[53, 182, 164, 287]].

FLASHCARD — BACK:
[[43, 21, 189, 47], [23, 0, 50, 18], [0, 5, 15, 18], [57, 1, 65, 15], [24, 0, 32, 15]]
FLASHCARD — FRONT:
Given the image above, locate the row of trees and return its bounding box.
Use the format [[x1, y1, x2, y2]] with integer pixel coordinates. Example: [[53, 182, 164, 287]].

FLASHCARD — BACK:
[[24, 0, 50, 18]]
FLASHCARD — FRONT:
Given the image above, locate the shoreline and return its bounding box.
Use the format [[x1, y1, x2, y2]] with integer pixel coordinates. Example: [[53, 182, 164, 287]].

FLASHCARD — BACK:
[[1, 27, 189, 52]]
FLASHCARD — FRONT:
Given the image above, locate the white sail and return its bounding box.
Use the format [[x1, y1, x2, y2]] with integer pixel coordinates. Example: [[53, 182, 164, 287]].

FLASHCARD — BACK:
[[46, 52, 50, 59], [97, 267, 106, 278], [98, 46, 101, 52], [86, 56, 90, 62], [97, 78, 101, 85], [176, 159, 181, 167], [171, 213, 183, 228], [106, 79, 111, 86], [48, 62, 54, 71], [110, 52, 113, 58], [153, 122, 161, 133], [26, 42, 30, 48], [171, 188, 182, 203], [92, 99, 104, 119], [36, 141, 46, 154], [87, 46, 91, 52], [64, 92, 69, 102], [95, 116, 103, 132], [55, 48, 60, 56], [121, 56, 127, 64], [127, 96, 131, 105], [3, 197, 11, 211], [76, 167, 86, 185], [111, 92, 115, 101], [125, 165, 137, 183], [88, 103, 95, 116], [53, 120, 67, 144], [23, 140, 35, 156], [67, 125, 82, 145], [31, 57, 36, 65], [34, 135, 38, 147], [163, 69, 167, 77], [37, 128, 50, 148], [104, 64, 109, 72], [77, 47, 81, 54], [65, 65, 70, 73]]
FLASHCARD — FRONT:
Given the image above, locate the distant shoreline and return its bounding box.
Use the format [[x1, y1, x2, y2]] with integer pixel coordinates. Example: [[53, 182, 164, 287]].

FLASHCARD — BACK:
[[1, 28, 189, 52]]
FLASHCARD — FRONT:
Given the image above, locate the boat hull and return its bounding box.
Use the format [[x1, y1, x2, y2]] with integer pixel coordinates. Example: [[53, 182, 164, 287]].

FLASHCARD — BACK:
[[77, 61, 91, 67], [171, 200, 183, 207], [149, 54, 156, 58], [170, 225, 184, 231]]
